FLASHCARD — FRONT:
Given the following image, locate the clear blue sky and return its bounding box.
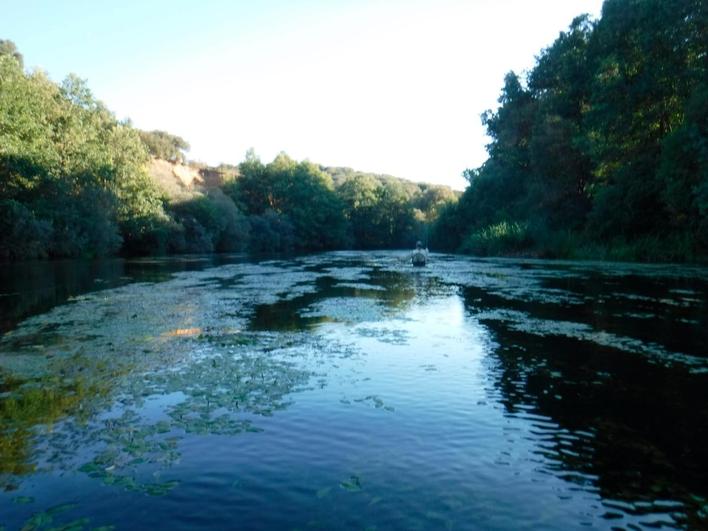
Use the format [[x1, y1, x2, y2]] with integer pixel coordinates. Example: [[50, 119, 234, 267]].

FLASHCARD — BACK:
[[3, 0, 604, 189]]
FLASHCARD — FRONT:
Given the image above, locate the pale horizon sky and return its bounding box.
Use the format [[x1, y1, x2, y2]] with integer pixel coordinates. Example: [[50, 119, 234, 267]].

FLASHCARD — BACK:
[[3, 0, 604, 190]]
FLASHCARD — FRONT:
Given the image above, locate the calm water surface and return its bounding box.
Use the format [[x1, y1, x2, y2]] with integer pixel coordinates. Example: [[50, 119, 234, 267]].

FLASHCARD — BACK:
[[1, 252, 707, 530]]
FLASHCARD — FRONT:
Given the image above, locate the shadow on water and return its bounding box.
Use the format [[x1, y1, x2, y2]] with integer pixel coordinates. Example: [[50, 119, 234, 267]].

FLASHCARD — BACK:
[[539, 267, 708, 358], [0, 254, 250, 336], [462, 262, 708, 359], [0, 256, 315, 508], [0, 256, 439, 485], [2, 252, 707, 529], [248, 266, 435, 332], [462, 278, 708, 528], [0, 327, 313, 531], [0, 254, 428, 529]]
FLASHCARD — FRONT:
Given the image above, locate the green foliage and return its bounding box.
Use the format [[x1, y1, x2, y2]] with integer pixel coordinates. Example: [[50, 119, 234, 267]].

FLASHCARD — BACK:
[[0, 39, 22, 68], [429, 200, 465, 251], [0, 199, 51, 259], [332, 169, 454, 249], [229, 152, 349, 251], [248, 210, 296, 253], [0, 51, 171, 258], [138, 130, 190, 163], [0, 42, 455, 260], [207, 189, 250, 252], [413, 184, 459, 221], [460, 222, 532, 256], [656, 83, 708, 248], [225, 155, 456, 253], [169, 189, 250, 253], [434, 0, 708, 261], [337, 174, 383, 248]]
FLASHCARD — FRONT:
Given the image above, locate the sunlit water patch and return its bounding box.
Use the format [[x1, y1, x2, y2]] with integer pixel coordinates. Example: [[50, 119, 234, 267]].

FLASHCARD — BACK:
[[1, 252, 707, 530]]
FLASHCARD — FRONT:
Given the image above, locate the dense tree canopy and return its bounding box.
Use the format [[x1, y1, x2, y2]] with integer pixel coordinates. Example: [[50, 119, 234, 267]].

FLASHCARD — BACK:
[[324, 167, 456, 249], [224, 152, 349, 251], [433, 0, 708, 261], [0, 43, 454, 259], [0, 56, 167, 259], [8, 0, 703, 264]]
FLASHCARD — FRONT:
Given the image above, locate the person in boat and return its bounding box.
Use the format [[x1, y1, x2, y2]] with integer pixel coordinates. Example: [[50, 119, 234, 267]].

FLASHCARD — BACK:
[[411, 241, 428, 266]]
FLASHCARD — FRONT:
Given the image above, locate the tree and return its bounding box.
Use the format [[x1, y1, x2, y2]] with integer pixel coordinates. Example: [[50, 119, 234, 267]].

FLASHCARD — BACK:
[[139, 130, 190, 163], [434, 0, 708, 260], [0, 54, 171, 258], [656, 83, 708, 250], [0, 39, 23, 68], [227, 150, 269, 214], [585, 0, 706, 238], [527, 16, 594, 230], [230, 152, 349, 250], [337, 174, 382, 247]]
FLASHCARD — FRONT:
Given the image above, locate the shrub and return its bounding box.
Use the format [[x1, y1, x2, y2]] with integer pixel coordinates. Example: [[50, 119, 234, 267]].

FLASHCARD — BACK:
[[0, 199, 51, 259], [460, 221, 533, 256]]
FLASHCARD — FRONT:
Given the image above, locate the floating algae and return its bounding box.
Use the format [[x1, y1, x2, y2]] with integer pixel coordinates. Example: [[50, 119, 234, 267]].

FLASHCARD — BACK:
[[300, 297, 389, 324], [1, 252, 706, 530], [355, 325, 411, 346], [340, 474, 363, 492], [0, 260, 337, 498]]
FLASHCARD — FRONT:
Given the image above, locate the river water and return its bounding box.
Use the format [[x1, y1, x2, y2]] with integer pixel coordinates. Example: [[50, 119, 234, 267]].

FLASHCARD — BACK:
[[1, 252, 707, 530]]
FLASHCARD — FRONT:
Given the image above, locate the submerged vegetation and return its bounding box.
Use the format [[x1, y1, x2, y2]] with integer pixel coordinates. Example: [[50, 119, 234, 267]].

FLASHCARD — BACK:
[[433, 0, 708, 261], [1, 253, 707, 528]]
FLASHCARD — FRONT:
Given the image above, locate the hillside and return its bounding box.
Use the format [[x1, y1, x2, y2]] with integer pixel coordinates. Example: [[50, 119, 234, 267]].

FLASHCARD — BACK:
[[147, 159, 239, 198], [0, 40, 455, 260], [148, 159, 458, 203]]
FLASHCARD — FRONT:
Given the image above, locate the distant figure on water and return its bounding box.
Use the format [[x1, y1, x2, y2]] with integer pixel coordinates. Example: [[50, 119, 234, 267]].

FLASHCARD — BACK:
[[411, 241, 428, 267]]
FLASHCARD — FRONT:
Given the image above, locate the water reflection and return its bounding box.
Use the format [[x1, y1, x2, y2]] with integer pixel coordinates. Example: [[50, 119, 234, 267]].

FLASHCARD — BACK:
[[250, 265, 442, 331], [0, 253, 707, 530], [461, 267, 708, 529], [0, 261, 323, 494], [0, 254, 248, 335]]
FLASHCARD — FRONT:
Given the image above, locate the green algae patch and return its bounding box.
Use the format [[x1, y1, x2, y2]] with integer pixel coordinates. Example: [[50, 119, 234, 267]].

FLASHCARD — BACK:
[[300, 298, 389, 324], [340, 475, 363, 492], [1, 252, 707, 530], [0, 261, 332, 497]]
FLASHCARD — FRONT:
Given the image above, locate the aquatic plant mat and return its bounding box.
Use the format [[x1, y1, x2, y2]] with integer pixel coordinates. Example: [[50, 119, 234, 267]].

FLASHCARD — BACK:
[[1, 252, 707, 529]]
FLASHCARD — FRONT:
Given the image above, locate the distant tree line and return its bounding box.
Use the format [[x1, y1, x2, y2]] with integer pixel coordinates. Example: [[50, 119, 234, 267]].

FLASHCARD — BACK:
[[0, 43, 456, 260], [433, 0, 707, 261]]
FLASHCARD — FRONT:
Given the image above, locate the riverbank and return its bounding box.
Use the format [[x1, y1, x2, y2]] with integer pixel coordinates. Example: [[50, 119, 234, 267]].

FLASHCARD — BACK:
[[455, 220, 708, 264]]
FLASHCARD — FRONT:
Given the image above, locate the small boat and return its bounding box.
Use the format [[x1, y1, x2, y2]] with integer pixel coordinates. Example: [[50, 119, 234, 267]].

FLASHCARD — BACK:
[[411, 241, 428, 266], [411, 250, 427, 266]]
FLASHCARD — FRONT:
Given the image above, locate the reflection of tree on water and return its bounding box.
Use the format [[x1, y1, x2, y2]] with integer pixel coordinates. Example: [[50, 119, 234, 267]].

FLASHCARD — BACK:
[[64, 334, 311, 496], [0, 331, 312, 494], [539, 271, 708, 359], [249, 265, 444, 331], [463, 287, 708, 528], [0, 258, 330, 494], [1, 257, 442, 490], [6, 253, 705, 528], [0, 254, 245, 336], [0, 357, 115, 487], [0, 259, 126, 335], [0, 255, 447, 493]]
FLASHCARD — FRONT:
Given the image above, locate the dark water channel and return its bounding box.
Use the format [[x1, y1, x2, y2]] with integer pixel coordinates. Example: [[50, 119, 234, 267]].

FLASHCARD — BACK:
[[1, 252, 707, 530]]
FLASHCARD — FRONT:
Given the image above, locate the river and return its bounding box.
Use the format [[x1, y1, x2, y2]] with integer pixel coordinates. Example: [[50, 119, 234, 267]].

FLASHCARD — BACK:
[[1, 252, 707, 530]]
